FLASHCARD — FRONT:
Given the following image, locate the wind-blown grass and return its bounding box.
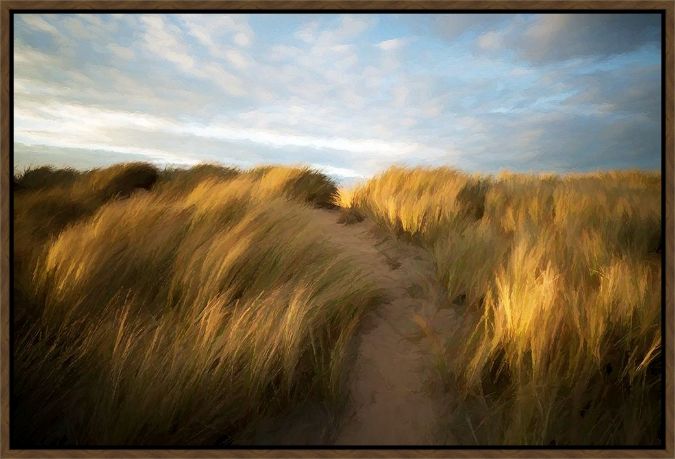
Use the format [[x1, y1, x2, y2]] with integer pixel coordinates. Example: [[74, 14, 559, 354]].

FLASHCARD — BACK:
[[14, 161, 662, 446], [13, 163, 161, 325], [14, 163, 379, 446], [347, 166, 662, 445]]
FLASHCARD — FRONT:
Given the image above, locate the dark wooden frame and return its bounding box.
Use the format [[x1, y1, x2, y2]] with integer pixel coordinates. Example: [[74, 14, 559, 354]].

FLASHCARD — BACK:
[[1, 1, 673, 457]]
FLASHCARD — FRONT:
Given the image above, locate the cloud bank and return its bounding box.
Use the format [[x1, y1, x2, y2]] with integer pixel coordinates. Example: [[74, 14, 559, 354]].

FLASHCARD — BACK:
[[14, 13, 662, 179]]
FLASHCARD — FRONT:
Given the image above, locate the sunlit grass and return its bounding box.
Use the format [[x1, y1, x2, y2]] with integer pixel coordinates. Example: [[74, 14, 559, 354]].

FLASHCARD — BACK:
[[347, 166, 661, 445], [14, 161, 662, 446], [14, 163, 379, 446]]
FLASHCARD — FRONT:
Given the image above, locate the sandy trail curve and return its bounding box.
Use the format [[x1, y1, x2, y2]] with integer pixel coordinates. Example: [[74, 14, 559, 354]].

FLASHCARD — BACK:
[[251, 208, 460, 445], [315, 209, 459, 445]]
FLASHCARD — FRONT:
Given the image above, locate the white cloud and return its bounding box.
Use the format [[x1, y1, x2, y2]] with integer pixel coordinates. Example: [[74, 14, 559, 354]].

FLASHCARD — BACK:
[[62, 16, 89, 39], [376, 38, 406, 51], [330, 15, 372, 40], [108, 43, 134, 60], [224, 48, 250, 69], [510, 67, 532, 76], [392, 85, 409, 107], [295, 20, 320, 43], [196, 63, 246, 97], [477, 31, 503, 51], [14, 105, 199, 166], [180, 14, 254, 52], [234, 32, 251, 47], [138, 15, 250, 97], [311, 163, 366, 179], [15, 101, 452, 174], [141, 15, 194, 68], [14, 45, 56, 65], [20, 15, 59, 36], [268, 44, 301, 62], [184, 121, 427, 157]]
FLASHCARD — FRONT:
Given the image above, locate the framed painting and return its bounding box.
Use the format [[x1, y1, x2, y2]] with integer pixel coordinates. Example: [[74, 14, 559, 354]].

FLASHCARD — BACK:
[[0, 1, 673, 457]]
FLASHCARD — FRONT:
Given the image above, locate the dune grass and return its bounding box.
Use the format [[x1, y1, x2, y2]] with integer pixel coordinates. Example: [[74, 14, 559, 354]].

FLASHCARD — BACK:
[[13, 163, 160, 324], [13, 163, 379, 446], [14, 161, 663, 446], [346, 166, 662, 445]]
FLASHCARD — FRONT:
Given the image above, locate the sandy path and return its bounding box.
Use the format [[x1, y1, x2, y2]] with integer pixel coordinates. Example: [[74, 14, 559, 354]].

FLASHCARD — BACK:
[[251, 208, 460, 445], [313, 209, 459, 445]]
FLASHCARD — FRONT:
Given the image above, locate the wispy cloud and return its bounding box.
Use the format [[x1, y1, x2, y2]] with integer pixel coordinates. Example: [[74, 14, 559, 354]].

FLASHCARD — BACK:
[[20, 15, 60, 35], [376, 38, 407, 51], [13, 13, 661, 176], [140, 15, 195, 68]]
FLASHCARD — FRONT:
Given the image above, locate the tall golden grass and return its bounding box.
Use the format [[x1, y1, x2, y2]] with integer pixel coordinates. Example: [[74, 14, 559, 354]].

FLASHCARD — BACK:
[[15, 162, 662, 446], [14, 163, 379, 446], [347, 166, 662, 445], [13, 163, 160, 325]]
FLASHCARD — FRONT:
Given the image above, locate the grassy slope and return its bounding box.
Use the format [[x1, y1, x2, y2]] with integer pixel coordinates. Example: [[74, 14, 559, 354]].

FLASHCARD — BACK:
[[344, 166, 662, 445], [13, 163, 380, 446], [14, 162, 663, 446]]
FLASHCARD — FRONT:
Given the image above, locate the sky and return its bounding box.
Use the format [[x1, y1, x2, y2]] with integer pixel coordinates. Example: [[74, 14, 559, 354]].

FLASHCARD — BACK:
[[14, 13, 662, 181]]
